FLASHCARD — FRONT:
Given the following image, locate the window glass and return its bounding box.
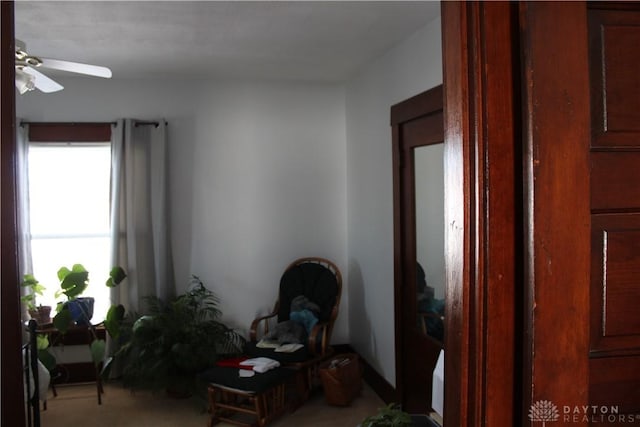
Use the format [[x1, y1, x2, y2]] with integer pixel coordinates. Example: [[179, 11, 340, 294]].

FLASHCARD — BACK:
[[28, 144, 112, 322]]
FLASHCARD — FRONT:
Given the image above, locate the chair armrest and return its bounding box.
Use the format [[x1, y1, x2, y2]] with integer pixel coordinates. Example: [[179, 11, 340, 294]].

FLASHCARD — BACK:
[[308, 321, 331, 356], [249, 311, 278, 342], [419, 312, 444, 321]]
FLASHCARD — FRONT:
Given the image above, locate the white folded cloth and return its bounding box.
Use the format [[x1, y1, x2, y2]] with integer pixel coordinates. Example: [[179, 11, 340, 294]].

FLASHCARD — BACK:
[[274, 343, 304, 353], [256, 339, 304, 353], [239, 357, 280, 373], [239, 369, 255, 378], [256, 339, 281, 349]]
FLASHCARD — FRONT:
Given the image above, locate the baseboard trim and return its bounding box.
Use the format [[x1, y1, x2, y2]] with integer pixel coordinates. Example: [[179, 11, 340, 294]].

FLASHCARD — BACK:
[[332, 344, 398, 404]]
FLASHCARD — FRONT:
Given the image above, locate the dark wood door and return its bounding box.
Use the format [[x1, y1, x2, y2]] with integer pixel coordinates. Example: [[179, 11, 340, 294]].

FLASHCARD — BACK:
[[521, 2, 640, 423], [520, 1, 592, 414], [587, 5, 640, 417], [392, 85, 444, 414]]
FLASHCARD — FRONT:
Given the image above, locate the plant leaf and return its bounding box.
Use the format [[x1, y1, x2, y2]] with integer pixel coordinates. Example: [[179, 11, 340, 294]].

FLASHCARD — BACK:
[[91, 339, 106, 366], [57, 266, 71, 281], [71, 263, 87, 273], [104, 304, 126, 339], [21, 294, 36, 308], [57, 264, 89, 298], [32, 282, 46, 295], [37, 349, 57, 372], [36, 334, 50, 350], [21, 274, 40, 288], [60, 271, 89, 298], [53, 308, 72, 334], [106, 266, 127, 288]]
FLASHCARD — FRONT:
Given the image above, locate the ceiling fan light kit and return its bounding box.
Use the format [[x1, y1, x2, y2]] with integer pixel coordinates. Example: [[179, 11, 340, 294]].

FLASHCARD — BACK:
[[14, 39, 112, 94], [15, 68, 35, 95]]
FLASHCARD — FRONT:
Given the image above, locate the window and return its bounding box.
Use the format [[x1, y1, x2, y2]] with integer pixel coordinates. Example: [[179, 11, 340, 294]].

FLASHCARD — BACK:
[[26, 124, 113, 322]]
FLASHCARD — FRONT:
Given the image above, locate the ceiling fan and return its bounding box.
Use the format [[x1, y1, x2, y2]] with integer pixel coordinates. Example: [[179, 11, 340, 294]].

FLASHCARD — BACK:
[[15, 39, 112, 94]]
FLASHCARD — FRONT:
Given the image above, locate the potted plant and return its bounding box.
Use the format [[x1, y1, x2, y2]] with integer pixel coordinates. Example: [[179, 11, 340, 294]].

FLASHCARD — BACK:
[[117, 276, 245, 397], [21, 274, 57, 371], [49, 264, 128, 371], [360, 404, 441, 427], [20, 274, 52, 325], [52, 264, 97, 327], [22, 264, 128, 382], [361, 404, 413, 427]]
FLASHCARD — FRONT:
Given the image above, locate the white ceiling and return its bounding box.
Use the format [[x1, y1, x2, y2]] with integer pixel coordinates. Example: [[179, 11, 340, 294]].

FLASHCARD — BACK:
[[15, 1, 440, 82]]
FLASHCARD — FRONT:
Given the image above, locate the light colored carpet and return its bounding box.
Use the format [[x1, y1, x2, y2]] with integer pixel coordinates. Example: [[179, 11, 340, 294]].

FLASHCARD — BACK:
[[39, 381, 385, 427]]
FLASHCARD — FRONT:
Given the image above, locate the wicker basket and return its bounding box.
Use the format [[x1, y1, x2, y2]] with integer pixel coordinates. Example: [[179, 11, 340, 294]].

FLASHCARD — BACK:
[[319, 353, 362, 406]]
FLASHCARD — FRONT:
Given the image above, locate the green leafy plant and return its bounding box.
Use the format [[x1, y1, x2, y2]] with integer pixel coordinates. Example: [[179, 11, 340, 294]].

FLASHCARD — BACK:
[[21, 274, 52, 325], [48, 264, 128, 370], [35, 333, 57, 372], [22, 264, 127, 381], [117, 276, 245, 396], [51, 264, 91, 331], [20, 274, 47, 311], [361, 403, 413, 427]]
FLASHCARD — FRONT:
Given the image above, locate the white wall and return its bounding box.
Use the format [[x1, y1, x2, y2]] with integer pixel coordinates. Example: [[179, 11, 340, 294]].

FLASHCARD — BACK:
[[345, 16, 442, 386], [16, 77, 349, 342], [186, 80, 348, 338]]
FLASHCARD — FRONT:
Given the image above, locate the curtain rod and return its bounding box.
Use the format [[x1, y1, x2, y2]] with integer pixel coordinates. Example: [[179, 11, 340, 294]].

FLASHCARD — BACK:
[[133, 120, 165, 128], [19, 120, 168, 128], [19, 121, 116, 127]]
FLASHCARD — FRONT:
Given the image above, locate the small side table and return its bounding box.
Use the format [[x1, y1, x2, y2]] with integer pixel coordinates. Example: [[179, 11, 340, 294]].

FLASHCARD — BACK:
[[37, 324, 106, 404]]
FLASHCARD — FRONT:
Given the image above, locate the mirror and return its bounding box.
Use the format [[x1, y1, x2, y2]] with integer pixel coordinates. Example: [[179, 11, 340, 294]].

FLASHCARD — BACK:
[[392, 84, 444, 416], [415, 143, 445, 343]]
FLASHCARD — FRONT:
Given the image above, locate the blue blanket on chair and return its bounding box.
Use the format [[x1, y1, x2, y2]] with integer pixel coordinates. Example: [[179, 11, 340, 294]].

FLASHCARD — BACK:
[[264, 295, 320, 344]]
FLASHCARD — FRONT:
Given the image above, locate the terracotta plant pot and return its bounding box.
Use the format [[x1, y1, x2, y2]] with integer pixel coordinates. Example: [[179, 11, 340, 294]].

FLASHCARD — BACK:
[[29, 305, 52, 325]]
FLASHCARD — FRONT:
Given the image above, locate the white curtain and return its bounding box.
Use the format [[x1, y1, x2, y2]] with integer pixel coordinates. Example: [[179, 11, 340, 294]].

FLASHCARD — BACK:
[[110, 119, 174, 313], [16, 122, 33, 321]]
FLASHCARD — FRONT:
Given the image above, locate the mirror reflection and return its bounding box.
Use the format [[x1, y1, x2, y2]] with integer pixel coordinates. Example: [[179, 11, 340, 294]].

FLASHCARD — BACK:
[[414, 143, 445, 343]]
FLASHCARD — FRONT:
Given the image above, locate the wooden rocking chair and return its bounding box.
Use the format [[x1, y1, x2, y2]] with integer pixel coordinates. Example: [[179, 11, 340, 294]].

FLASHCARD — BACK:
[[244, 257, 343, 400]]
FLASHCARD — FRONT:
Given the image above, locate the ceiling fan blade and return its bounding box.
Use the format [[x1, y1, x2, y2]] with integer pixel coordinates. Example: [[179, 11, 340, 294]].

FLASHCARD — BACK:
[[22, 67, 64, 93], [39, 57, 112, 78]]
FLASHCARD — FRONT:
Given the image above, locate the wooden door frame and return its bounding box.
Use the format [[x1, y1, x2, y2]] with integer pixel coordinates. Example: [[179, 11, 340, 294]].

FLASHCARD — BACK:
[[444, 2, 595, 424], [1, 1, 27, 426], [441, 2, 521, 425], [392, 84, 444, 413]]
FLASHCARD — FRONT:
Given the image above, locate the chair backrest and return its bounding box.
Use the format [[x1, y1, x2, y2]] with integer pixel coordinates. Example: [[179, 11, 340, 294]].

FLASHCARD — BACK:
[[276, 258, 342, 332]]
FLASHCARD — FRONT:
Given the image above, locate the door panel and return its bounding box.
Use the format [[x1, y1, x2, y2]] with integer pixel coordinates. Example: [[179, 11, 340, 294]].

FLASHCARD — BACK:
[[589, 9, 640, 146], [591, 153, 640, 210], [591, 214, 640, 354], [590, 356, 640, 412]]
